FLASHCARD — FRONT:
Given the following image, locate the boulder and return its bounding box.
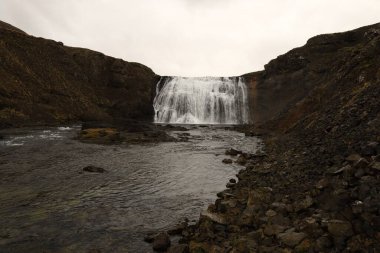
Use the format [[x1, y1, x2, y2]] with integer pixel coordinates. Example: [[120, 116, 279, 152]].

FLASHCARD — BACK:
[[278, 229, 307, 247], [236, 155, 247, 165], [326, 219, 353, 238], [167, 244, 189, 253], [222, 158, 233, 164], [82, 166, 106, 173], [152, 232, 171, 251], [225, 148, 241, 156]]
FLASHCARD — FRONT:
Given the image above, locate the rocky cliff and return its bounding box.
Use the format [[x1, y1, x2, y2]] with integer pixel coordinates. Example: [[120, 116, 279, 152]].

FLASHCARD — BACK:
[[180, 23, 380, 252], [244, 23, 380, 127], [0, 21, 159, 128]]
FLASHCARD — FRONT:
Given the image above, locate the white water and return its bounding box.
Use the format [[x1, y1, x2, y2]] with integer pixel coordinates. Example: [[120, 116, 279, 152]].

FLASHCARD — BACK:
[[153, 76, 250, 124]]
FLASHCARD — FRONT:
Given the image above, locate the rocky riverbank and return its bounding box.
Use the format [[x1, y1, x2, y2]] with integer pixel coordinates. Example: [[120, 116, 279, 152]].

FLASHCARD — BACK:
[[150, 24, 380, 252]]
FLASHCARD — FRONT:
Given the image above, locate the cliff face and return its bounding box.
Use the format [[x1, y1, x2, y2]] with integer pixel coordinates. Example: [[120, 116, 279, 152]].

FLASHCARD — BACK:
[[243, 23, 380, 127], [0, 21, 159, 128]]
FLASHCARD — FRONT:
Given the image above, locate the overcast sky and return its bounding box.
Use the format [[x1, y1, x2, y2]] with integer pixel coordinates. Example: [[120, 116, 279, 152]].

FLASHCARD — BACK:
[[1, 0, 379, 76]]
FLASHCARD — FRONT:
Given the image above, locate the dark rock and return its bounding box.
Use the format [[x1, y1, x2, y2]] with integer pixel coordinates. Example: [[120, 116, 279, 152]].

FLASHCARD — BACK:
[[168, 222, 187, 235], [222, 159, 233, 164], [315, 235, 333, 251], [361, 142, 378, 156], [225, 148, 242, 156], [236, 155, 247, 165], [278, 229, 307, 247], [167, 244, 189, 253], [263, 224, 286, 236], [346, 154, 362, 162], [152, 232, 171, 251], [326, 219, 353, 238], [229, 178, 236, 183], [83, 166, 106, 173], [353, 158, 369, 169]]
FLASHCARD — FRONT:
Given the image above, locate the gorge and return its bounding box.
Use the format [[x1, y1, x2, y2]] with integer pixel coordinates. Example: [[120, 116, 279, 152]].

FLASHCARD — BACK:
[[0, 20, 379, 253]]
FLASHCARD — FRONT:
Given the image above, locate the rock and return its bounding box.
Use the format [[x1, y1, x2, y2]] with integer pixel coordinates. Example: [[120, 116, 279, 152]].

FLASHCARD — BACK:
[[236, 155, 247, 165], [293, 195, 314, 212], [247, 187, 273, 207], [370, 162, 380, 171], [229, 178, 236, 183], [278, 229, 307, 247], [265, 209, 277, 217], [144, 233, 156, 243], [361, 142, 378, 156], [167, 244, 189, 253], [200, 210, 228, 225], [82, 166, 106, 173], [168, 222, 187, 235], [351, 200, 364, 214], [353, 158, 369, 169], [226, 182, 235, 188], [294, 238, 312, 253], [263, 224, 286, 236], [222, 159, 233, 164], [346, 154, 362, 162], [315, 235, 332, 251], [225, 148, 241, 156], [316, 178, 329, 189], [326, 219, 353, 238], [152, 232, 171, 251]]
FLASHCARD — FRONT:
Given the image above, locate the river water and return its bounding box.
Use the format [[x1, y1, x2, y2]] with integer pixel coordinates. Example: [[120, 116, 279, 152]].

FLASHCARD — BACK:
[[0, 125, 261, 253]]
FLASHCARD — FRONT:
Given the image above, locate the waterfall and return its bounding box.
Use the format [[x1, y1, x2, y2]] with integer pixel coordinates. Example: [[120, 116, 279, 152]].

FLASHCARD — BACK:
[[153, 76, 249, 124]]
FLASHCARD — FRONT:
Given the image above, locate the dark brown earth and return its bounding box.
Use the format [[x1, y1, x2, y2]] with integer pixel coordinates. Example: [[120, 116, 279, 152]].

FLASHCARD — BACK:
[[0, 21, 159, 128], [169, 23, 380, 252]]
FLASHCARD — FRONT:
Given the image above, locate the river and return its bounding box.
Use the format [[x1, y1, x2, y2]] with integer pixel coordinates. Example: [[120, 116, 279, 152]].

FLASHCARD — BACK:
[[0, 125, 261, 252]]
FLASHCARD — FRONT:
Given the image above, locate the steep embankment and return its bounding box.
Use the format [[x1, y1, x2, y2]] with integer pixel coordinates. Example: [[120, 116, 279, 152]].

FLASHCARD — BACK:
[[0, 21, 159, 128], [180, 24, 380, 252]]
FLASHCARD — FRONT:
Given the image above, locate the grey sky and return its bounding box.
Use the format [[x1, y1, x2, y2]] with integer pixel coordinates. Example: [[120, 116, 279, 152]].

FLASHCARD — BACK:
[[1, 0, 379, 76]]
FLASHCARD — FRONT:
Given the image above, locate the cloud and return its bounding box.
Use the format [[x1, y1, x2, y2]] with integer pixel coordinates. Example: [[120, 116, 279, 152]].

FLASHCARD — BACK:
[[1, 0, 379, 76]]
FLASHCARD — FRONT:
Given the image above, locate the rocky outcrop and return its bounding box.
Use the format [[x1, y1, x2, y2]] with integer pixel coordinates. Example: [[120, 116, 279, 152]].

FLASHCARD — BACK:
[[0, 21, 159, 128], [181, 23, 380, 252], [243, 22, 380, 126]]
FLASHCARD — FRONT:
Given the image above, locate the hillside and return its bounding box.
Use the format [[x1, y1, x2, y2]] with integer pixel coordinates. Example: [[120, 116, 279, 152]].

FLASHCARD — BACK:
[[0, 21, 158, 128], [183, 23, 380, 252]]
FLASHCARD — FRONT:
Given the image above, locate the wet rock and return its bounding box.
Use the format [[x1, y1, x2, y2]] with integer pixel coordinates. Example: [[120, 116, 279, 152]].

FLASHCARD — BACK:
[[222, 158, 233, 164], [278, 229, 307, 247], [225, 148, 241, 156], [144, 233, 156, 243], [294, 238, 312, 253], [326, 219, 353, 238], [200, 210, 228, 225], [226, 182, 235, 188], [167, 244, 189, 253], [82, 166, 106, 173], [236, 155, 247, 165], [168, 222, 187, 235], [152, 232, 171, 251]]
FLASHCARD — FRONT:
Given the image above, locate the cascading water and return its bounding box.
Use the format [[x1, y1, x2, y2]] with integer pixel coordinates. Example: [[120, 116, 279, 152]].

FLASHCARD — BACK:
[[153, 76, 250, 124]]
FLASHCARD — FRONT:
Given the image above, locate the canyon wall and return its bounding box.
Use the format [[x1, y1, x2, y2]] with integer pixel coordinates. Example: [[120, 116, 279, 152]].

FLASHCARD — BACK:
[[0, 21, 159, 128], [243, 23, 380, 129]]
